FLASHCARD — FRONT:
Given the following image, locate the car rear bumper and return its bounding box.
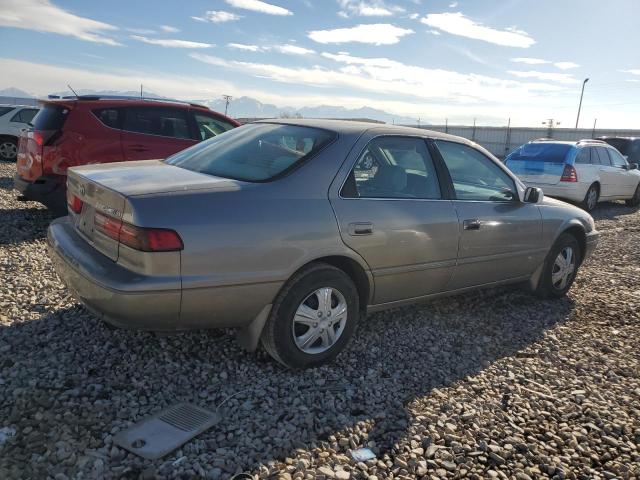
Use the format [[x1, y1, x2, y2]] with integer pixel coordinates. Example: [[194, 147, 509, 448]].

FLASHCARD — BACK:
[[47, 217, 182, 330], [14, 174, 67, 215], [523, 182, 588, 204]]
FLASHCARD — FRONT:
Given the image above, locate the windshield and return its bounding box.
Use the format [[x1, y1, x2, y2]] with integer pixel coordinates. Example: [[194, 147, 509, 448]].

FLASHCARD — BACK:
[[166, 123, 336, 182], [0, 107, 14, 117], [507, 143, 572, 163]]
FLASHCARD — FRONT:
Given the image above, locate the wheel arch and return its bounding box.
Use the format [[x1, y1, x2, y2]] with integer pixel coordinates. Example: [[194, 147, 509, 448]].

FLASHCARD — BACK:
[[559, 224, 587, 264]]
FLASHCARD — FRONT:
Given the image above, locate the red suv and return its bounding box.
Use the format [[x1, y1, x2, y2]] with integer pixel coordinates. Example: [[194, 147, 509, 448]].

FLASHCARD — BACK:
[[15, 96, 240, 215]]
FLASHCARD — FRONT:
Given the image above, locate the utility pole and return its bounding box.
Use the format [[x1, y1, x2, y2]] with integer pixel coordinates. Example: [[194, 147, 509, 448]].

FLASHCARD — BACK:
[[592, 118, 597, 138], [222, 94, 232, 116], [542, 118, 560, 138], [575, 78, 589, 129], [445, 118, 448, 134]]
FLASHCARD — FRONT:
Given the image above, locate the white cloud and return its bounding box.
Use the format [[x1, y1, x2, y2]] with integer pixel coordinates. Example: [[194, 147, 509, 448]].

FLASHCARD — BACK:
[[224, 0, 292, 16], [160, 25, 180, 33], [427, 29, 441, 36], [507, 70, 579, 84], [0, 0, 120, 45], [511, 57, 549, 65], [621, 69, 640, 76], [407, 13, 419, 19], [449, 2, 458, 7], [308, 24, 414, 45], [4, 56, 637, 127], [337, 0, 405, 17], [191, 51, 566, 108], [227, 43, 264, 51], [421, 12, 535, 48], [192, 11, 242, 23], [130, 35, 213, 49], [273, 44, 315, 55], [512, 58, 580, 70], [554, 61, 579, 70], [127, 27, 156, 34]]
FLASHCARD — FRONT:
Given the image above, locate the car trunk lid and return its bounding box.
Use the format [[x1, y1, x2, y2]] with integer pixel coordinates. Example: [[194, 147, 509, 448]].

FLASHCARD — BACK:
[[67, 169, 127, 261]]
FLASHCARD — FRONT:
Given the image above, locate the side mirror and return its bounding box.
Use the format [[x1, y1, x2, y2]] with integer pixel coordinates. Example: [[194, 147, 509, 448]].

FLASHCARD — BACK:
[[523, 186, 544, 203], [630, 163, 638, 170]]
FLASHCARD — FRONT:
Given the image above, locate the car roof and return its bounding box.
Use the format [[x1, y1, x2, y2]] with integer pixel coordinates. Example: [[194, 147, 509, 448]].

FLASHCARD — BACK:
[[599, 136, 640, 141], [256, 118, 471, 142], [0, 104, 32, 109], [528, 138, 612, 148]]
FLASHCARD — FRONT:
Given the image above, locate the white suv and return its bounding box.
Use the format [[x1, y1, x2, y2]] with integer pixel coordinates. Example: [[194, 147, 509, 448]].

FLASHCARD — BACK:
[[505, 139, 640, 211], [0, 105, 39, 161]]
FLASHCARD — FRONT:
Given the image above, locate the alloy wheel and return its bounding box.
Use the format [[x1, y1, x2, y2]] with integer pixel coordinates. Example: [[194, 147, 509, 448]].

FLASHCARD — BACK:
[[551, 246, 576, 290], [0, 141, 16, 161], [292, 287, 348, 354]]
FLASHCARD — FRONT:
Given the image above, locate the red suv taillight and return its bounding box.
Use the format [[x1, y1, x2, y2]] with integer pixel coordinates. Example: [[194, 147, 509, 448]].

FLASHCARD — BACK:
[[66, 191, 83, 214], [94, 212, 183, 252], [560, 164, 578, 182]]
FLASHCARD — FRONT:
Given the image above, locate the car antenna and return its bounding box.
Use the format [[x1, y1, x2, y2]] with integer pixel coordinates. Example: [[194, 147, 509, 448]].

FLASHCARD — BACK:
[[140, 84, 143, 99], [67, 84, 79, 98]]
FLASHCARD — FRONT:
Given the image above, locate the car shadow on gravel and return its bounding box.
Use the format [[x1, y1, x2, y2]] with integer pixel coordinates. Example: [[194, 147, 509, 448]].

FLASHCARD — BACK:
[[0, 286, 576, 477], [0, 176, 14, 191], [590, 201, 639, 221], [0, 206, 53, 245]]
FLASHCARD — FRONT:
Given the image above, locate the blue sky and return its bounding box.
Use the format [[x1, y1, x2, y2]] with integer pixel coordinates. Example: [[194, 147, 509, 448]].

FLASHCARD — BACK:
[[1, 0, 639, 127]]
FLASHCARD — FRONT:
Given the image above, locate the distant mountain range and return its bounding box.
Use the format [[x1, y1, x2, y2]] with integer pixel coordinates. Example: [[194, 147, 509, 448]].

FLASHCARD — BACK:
[[1, 87, 418, 124]]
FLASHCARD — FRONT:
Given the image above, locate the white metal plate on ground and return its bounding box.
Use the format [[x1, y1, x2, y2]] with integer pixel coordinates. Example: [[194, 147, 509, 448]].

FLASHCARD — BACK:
[[113, 403, 220, 460]]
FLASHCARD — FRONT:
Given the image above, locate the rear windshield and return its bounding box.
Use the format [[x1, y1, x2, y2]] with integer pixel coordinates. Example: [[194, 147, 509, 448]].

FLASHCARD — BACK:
[[33, 104, 69, 131], [602, 138, 631, 156], [507, 143, 572, 163], [166, 123, 336, 182], [0, 107, 15, 117]]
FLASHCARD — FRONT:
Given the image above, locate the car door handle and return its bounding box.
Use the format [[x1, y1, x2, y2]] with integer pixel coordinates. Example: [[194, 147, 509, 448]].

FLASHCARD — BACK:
[[463, 219, 481, 231], [348, 222, 374, 235]]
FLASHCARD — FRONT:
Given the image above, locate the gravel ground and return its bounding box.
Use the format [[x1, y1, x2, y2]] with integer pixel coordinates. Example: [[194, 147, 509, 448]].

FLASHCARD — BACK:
[[0, 159, 638, 480]]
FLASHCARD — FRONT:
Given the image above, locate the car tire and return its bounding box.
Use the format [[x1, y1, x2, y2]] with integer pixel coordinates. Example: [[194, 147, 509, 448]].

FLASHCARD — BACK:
[[625, 184, 640, 207], [535, 233, 581, 299], [581, 184, 599, 212], [0, 137, 17, 162], [260, 263, 359, 369]]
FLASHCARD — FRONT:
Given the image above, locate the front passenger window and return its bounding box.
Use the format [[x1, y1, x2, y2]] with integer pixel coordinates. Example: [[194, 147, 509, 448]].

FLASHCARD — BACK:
[[342, 136, 441, 199], [435, 140, 516, 202], [607, 148, 628, 168]]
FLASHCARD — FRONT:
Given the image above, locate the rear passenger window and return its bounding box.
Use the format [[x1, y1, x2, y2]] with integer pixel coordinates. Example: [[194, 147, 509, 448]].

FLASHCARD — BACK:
[[575, 148, 591, 164], [342, 136, 441, 199], [93, 108, 121, 129], [607, 148, 628, 168], [193, 113, 235, 140], [123, 107, 191, 139], [595, 147, 612, 166], [10, 108, 38, 124]]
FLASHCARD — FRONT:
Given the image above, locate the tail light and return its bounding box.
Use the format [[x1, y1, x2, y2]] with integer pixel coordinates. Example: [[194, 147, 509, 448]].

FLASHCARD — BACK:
[[94, 212, 183, 252], [560, 164, 578, 182], [66, 190, 83, 214]]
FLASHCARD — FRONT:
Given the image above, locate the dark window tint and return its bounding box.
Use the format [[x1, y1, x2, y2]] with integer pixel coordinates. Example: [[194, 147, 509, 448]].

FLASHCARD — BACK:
[[602, 138, 631, 156], [506, 143, 572, 163], [193, 113, 235, 140], [595, 147, 611, 166], [436, 140, 516, 202], [607, 148, 628, 168], [343, 136, 441, 199], [574, 147, 591, 164], [123, 107, 190, 139], [166, 123, 335, 182], [0, 107, 15, 117], [10, 108, 38, 123], [33, 104, 68, 131], [93, 108, 121, 129]]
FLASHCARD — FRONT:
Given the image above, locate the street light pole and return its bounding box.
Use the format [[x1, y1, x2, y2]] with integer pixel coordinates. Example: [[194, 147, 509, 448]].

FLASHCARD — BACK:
[[575, 78, 589, 129]]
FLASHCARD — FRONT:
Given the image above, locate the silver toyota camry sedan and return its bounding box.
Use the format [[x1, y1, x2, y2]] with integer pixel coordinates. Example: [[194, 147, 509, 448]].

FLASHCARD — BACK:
[[48, 120, 599, 368]]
